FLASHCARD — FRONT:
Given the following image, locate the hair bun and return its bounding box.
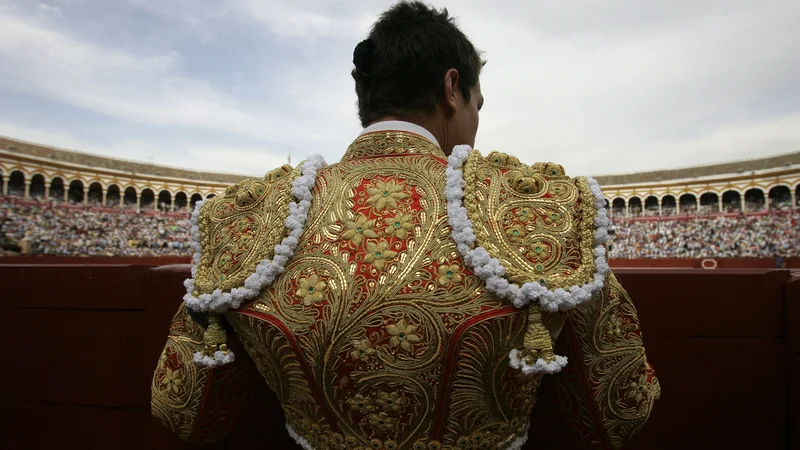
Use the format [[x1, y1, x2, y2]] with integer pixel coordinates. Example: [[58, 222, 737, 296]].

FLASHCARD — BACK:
[[353, 39, 376, 76]]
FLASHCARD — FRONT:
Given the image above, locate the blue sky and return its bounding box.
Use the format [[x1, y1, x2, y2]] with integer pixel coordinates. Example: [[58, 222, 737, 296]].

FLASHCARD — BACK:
[[0, 0, 799, 176]]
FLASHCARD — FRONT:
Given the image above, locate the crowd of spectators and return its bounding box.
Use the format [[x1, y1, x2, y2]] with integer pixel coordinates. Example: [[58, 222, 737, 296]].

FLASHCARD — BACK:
[[1, 196, 798, 259], [1, 199, 192, 257], [608, 212, 799, 259]]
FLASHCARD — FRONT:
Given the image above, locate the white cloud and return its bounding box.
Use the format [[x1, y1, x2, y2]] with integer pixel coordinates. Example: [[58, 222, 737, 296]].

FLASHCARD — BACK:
[[37, 3, 62, 16], [228, 0, 377, 39], [464, 0, 800, 174], [0, 0, 798, 178], [0, 120, 283, 176], [182, 144, 289, 175], [0, 12, 313, 143], [0, 120, 102, 154]]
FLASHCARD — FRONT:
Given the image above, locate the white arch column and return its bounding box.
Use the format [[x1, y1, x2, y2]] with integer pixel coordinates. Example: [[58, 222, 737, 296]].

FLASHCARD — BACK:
[[2, 178, 7, 197], [83, 186, 89, 206], [791, 189, 797, 210], [23, 181, 30, 199], [136, 192, 141, 213], [102, 188, 107, 208]]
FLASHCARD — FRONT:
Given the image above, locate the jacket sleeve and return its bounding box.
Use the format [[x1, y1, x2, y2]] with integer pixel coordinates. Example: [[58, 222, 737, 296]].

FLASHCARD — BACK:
[[150, 304, 262, 444], [541, 271, 660, 449]]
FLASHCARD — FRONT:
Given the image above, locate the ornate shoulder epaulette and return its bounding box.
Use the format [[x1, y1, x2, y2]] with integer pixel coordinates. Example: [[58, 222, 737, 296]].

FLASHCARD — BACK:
[[193, 165, 297, 297], [181, 155, 327, 366], [445, 146, 610, 375]]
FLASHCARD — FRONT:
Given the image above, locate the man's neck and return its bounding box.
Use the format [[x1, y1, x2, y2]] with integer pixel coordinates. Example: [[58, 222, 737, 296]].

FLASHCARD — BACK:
[[365, 116, 445, 150]]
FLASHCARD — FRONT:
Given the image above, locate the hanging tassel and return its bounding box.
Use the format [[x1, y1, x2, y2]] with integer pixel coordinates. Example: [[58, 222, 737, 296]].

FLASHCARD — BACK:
[[509, 308, 568, 375], [193, 313, 235, 368]]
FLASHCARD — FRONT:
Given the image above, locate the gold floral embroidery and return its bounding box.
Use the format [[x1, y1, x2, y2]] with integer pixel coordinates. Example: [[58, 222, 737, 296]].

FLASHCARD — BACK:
[[193, 165, 299, 294], [386, 319, 420, 351], [383, 212, 413, 239], [163, 366, 183, 394], [366, 179, 407, 212], [505, 224, 525, 242], [514, 207, 534, 222], [365, 240, 398, 270], [350, 338, 376, 361], [234, 217, 250, 233], [220, 137, 655, 449], [343, 214, 379, 246], [486, 151, 522, 167], [625, 373, 649, 404], [549, 273, 660, 448], [347, 394, 377, 414], [375, 390, 410, 414], [462, 150, 600, 289], [368, 412, 397, 433], [217, 251, 234, 272], [296, 274, 327, 306], [528, 241, 551, 262], [437, 263, 463, 286], [604, 313, 623, 340]]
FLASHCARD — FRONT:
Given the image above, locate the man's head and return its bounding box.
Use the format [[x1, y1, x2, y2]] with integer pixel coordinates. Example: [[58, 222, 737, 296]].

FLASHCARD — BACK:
[[353, 1, 484, 153]]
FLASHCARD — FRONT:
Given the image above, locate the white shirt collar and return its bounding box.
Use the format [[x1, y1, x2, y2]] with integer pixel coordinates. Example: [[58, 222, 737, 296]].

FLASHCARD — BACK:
[[359, 120, 440, 148]]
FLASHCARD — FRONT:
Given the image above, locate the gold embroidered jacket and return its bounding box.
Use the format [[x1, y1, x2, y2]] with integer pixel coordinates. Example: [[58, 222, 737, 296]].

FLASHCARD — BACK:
[[151, 131, 660, 449]]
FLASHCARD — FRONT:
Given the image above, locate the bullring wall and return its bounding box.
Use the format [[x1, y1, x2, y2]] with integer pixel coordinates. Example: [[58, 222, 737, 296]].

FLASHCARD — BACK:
[[0, 264, 796, 449]]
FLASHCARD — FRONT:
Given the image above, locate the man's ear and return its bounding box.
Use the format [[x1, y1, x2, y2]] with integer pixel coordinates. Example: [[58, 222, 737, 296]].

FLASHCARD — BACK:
[[443, 68, 461, 116]]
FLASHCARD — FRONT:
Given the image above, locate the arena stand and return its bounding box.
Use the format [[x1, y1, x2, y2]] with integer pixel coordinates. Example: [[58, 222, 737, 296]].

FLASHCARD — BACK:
[[3, 196, 799, 266]]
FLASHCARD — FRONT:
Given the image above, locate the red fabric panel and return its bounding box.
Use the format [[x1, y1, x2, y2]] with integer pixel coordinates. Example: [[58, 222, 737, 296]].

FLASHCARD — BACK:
[[615, 269, 787, 338]]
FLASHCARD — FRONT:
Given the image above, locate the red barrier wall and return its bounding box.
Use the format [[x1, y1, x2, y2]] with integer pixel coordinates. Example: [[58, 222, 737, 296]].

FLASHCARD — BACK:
[[0, 256, 191, 265], [0, 265, 797, 450]]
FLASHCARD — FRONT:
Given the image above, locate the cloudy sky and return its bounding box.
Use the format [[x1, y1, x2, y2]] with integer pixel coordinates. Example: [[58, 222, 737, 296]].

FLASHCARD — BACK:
[[0, 0, 798, 177]]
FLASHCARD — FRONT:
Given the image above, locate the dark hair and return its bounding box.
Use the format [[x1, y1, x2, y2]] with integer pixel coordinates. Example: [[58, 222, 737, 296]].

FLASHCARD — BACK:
[[353, 1, 483, 127]]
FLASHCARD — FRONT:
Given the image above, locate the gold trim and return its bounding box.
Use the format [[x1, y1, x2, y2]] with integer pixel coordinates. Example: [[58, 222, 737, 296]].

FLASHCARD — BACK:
[[193, 165, 300, 294], [342, 131, 446, 161], [462, 150, 598, 290]]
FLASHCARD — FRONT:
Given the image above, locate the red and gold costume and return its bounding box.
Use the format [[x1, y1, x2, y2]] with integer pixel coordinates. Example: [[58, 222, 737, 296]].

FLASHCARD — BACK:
[[151, 127, 660, 449]]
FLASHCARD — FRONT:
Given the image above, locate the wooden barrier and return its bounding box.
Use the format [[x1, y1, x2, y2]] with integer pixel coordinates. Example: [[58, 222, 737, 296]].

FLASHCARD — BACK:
[[0, 264, 796, 449], [0, 256, 191, 265]]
